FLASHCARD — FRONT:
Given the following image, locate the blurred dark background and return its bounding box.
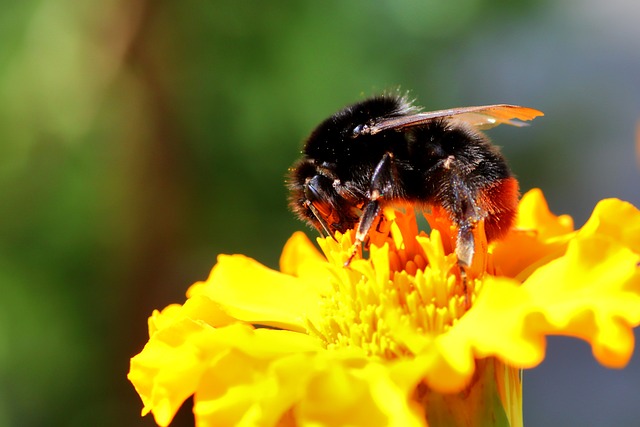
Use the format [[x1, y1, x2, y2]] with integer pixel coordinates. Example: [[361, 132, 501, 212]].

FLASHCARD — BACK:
[[1, 0, 639, 426]]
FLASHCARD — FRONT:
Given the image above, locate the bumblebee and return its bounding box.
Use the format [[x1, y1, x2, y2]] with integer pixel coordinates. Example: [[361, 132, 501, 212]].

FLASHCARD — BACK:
[[288, 93, 542, 267]]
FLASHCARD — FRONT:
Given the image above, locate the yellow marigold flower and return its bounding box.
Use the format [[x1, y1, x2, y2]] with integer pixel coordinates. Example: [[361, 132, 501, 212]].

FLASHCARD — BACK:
[[128, 189, 640, 427]]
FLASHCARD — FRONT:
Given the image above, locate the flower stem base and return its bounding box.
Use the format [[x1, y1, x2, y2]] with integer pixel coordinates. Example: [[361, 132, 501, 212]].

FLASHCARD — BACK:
[[419, 358, 522, 427]]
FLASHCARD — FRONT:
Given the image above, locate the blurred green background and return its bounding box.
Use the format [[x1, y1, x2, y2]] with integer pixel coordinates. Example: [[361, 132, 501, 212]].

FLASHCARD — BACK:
[[1, 0, 639, 426]]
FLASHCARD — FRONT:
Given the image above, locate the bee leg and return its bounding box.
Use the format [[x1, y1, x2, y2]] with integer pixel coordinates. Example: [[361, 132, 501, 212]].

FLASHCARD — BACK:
[[437, 154, 485, 308], [456, 221, 476, 268], [345, 153, 395, 266], [457, 222, 476, 309], [301, 173, 342, 238], [459, 266, 471, 309], [437, 155, 483, 267], [332, 179, 367, 204], [303, 199, 333, 238], [345, 198, 381, 266]]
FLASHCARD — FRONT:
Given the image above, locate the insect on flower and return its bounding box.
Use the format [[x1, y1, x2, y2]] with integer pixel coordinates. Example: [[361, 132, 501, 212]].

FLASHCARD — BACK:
[[288, 93, 543, 268]]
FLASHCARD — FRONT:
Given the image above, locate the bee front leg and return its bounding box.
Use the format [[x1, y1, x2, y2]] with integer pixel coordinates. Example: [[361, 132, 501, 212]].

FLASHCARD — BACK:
[[303, 199, 333, 237], [345, 153, 395, 265]]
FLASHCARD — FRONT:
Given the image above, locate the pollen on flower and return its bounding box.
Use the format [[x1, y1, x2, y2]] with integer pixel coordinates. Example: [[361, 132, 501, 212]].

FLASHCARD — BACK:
[[307, 208, 479, 360]]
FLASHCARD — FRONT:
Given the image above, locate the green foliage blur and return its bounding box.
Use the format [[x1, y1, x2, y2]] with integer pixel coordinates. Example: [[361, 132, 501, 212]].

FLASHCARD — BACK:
[[1, 0, 639, 426]]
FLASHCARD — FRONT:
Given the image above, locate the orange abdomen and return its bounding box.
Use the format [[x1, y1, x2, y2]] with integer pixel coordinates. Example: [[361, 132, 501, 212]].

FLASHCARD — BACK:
[[479, 177, 519, 242]]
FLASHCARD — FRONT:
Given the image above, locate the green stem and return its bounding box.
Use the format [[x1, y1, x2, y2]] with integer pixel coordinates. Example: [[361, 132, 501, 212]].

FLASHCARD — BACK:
[[420, 358, 522, 427]]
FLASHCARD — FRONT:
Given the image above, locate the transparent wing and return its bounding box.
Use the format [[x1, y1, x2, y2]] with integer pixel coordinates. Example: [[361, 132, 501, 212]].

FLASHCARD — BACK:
[[367, 105, 544, 135]]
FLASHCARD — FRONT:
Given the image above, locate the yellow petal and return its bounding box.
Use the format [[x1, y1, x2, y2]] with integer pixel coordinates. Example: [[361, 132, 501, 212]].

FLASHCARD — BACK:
[[521, 234, 640, 367], [279, 231, 327, 277], [296, 354, 425, 427], [147, 304, 182, 337], [192, 350, 426, 427], [193, 351, 274, 427], [187, 254, 320, 332], [193, 346, 317, 427], [490, 229, 571, 280], [130, 318, 322, 427], [515, 188, 574, 238], [194, 350, 293, 427], [578, 198, 640, 254], [430, 233, 640, 394], [148, 296, 239, 337], [490, 189, 575, 279], [128, 318, 218, 426]]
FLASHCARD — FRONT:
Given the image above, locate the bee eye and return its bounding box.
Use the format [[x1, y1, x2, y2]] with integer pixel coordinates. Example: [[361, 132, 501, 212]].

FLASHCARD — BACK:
[[304, 176, 322, 201]]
